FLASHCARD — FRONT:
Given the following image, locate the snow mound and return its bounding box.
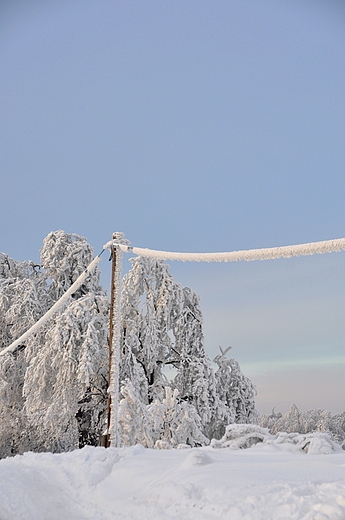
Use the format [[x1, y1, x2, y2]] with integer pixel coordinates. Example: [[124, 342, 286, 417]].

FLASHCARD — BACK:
[[211, 424, 273, 449], [180, 449, 214, 469], [273, 431, 343, 455], [211, 424, 343, 454]]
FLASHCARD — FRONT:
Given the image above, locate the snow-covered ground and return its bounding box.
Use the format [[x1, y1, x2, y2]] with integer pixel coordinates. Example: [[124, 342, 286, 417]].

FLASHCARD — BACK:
[[1, 435, 345, 520]]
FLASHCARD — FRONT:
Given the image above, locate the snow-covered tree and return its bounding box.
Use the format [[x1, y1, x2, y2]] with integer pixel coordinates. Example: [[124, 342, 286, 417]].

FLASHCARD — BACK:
[[0, 347, 38, 457], [0, 253, 50, 457], [0, 253, 50, 351], [119, 255, 257, 446], [172, 287, 227, 439], [23, 293, 109, 452], [120, 256, 183, 404], [0, 231, 109, 456], [214, 346, 257, 431]]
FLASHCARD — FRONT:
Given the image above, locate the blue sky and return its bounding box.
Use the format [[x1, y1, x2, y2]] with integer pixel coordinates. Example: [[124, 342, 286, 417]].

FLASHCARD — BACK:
[[1, 0, 345, 414]]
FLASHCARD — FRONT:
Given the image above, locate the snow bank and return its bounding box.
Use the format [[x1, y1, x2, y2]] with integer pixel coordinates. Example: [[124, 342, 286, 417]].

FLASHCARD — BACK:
[[0, 443, 344, 520], [211, 424, 343, 454]]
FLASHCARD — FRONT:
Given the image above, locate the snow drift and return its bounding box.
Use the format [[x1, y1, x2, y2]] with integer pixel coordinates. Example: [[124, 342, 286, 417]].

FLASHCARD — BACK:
[[0, 430, 344, 520]]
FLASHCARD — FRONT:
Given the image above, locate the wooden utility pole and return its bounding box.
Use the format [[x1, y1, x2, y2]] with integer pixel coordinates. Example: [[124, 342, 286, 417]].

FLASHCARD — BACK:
[[105, 232, 123, 448], [106, 242, 116, 447]]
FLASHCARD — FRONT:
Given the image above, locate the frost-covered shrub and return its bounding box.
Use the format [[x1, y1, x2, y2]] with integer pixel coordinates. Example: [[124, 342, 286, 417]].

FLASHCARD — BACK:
[[259, 405, 345, 449], [273, 431, 342, 454], [118, 382, 208, 449], [118, 379, 154, 448], [149, 387, 209, 448], [211, 423, 342, 454], [211, 424, 272, 450]]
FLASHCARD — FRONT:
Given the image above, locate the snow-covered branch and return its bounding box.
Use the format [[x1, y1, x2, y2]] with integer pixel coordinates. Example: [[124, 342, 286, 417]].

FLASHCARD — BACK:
[[0, 255, 101, 358]]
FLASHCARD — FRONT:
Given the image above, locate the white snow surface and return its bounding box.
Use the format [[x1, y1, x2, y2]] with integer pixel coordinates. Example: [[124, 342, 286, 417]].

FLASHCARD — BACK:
[[1, 440, 345, 520]]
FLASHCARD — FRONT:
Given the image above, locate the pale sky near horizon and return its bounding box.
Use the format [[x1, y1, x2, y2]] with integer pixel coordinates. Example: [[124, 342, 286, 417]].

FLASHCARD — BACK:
[[1, 0, 345, 414]]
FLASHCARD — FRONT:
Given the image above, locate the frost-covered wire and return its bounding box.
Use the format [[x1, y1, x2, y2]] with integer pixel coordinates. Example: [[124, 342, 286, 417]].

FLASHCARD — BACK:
[[103, 238, 345, 263], [0, 254, 102, 358]]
